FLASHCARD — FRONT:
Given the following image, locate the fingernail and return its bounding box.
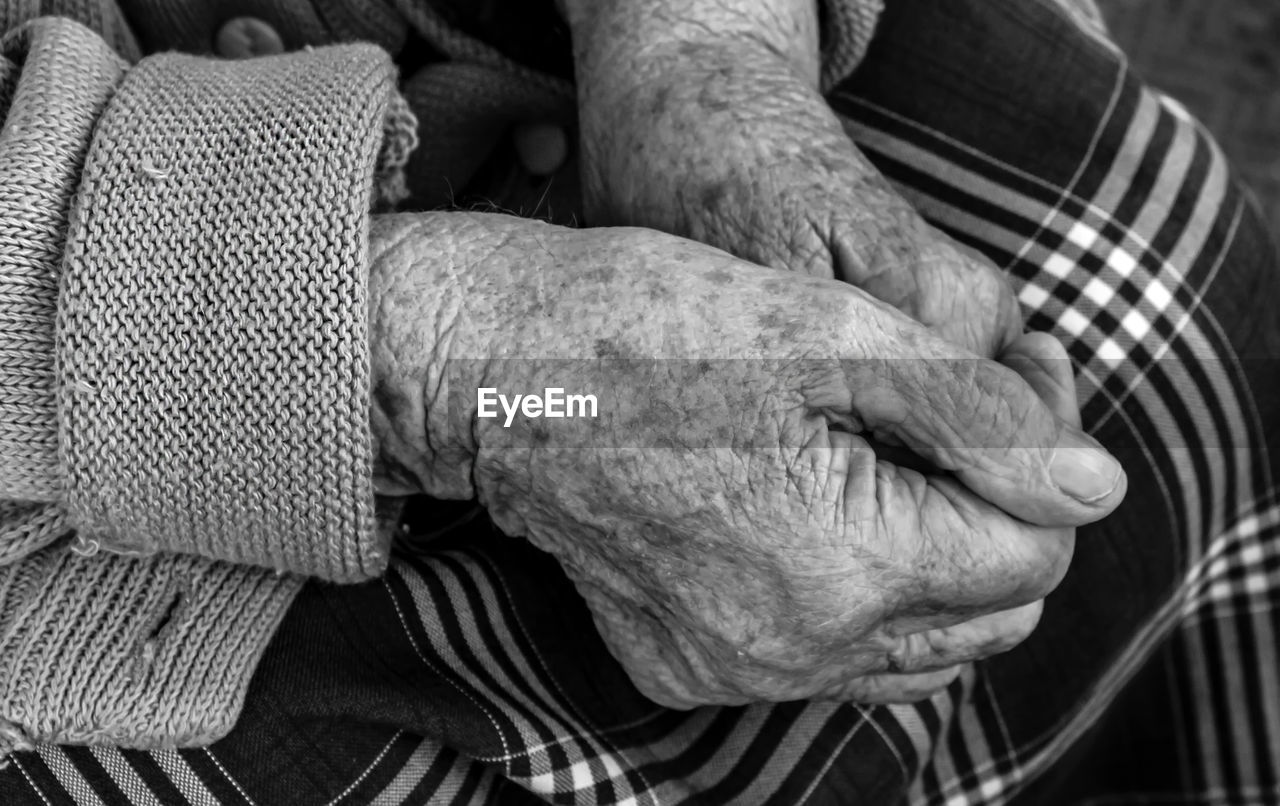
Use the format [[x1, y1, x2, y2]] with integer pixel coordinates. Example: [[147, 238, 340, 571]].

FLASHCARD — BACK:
[[1050, 429, 1123, 504]]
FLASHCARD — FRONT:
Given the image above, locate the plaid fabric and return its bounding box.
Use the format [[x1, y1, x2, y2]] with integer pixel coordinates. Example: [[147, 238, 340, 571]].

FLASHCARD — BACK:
[[4, 0, 1279, 802]]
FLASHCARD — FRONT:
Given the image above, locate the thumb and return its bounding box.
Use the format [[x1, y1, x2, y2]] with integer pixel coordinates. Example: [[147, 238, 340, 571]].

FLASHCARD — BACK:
[[818, 330, 1126, 528]]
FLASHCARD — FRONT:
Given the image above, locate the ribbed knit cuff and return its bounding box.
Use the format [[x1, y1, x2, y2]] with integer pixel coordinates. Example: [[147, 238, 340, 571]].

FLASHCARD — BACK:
[[24, 0, 143, 62], [0, 546, 301, 753], [0, 18, 125, 505], [58, 45, 400, 582]]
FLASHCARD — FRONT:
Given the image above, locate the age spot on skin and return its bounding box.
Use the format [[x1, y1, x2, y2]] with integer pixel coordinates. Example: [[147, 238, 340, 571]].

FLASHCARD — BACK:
[[594, 338, 628, 359], [580, 265, 618, 285], [646, 282, 675, 302], [756, 310, 803, 342], [705, 268, 735, 286]]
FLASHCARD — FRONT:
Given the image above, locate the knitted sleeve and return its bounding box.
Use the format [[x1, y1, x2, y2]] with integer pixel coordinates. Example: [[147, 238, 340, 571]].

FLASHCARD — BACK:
[[0, 8, 416, 758], [0, 14, 410, 583]]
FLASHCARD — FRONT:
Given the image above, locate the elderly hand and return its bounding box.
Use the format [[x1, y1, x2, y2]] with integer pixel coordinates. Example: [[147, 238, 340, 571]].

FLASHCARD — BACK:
[[368, 212, 1124, 707], [566, 0, 1023, 359]]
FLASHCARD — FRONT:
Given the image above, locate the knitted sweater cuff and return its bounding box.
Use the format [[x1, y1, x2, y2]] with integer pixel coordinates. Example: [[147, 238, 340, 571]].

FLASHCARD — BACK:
[[0, 19, 125, 505], [58, 44, 404, 581], [0, 546, 302, 755]]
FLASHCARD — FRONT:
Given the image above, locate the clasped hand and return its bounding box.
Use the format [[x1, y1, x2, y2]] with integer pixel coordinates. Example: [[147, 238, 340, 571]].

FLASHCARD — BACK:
[[369, 216, 1126, 708]]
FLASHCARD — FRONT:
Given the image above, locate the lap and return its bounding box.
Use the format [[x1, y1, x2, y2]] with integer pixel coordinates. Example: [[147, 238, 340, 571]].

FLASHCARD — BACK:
[[834, 0, 1280, 801]]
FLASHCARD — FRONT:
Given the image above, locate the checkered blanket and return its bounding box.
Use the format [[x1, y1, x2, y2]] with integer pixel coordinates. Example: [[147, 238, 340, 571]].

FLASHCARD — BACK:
[[4, 0, 1278, 803]]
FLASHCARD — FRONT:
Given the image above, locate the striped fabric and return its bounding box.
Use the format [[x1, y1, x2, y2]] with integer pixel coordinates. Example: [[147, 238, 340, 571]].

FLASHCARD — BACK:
[[3, 0, 1279, 803]]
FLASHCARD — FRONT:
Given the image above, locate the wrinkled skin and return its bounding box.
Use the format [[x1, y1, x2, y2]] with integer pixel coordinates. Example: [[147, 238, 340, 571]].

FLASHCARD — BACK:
[[565, 0, 1024, 360], [369, 213, 1125, 707], [558, 0, 1032, 701]]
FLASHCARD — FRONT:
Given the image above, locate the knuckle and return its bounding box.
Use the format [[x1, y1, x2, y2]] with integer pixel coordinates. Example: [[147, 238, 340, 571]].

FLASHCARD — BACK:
[[883, 631, 930, 674], [917, 239, 1022, 354]]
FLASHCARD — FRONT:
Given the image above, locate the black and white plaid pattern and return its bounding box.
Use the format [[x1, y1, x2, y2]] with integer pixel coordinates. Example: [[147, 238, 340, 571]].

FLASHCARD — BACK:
[[4, 0, 1278, 803]]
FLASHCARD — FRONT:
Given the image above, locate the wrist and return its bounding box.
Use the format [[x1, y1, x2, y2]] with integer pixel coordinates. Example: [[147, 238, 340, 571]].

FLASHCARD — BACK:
[[566, 0, 819, 88], [367, 212, 589, 501], [368, 212, 480, 500], [579, 45, 842, 233]]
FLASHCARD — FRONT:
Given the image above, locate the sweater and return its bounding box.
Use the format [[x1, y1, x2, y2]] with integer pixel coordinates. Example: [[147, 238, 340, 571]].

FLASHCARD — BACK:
[[0, 0, 885, 762]]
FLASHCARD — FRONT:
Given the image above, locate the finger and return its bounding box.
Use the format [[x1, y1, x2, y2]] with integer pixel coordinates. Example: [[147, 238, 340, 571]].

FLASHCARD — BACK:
[[809, 321, 1126, 528], [880, 600, 1044, 673], [911, 237, 1024, 359], [884, 334, 1074, 666], [891, 472, 1074, 622], [796, 441, 1065, 624], [889, 349, 1123, 526], [872, 335, 1079, 631], [1000, 331, 1080, 427], [863, 339, 1074, 667], [829, 665, 964, 704], [830, 213, 1022, 359], [803, 434, 1064, 627]]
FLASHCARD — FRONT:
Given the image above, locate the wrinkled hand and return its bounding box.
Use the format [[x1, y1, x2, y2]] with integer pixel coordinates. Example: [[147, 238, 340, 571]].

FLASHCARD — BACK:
[[571, 7, 1022, 358], [369, 213, 1125, 707]]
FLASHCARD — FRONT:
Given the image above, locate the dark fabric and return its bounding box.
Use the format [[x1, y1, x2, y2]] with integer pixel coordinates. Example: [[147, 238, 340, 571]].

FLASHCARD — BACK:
[[3, 0, 1278, 803], [427, 0, 572, 80]]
